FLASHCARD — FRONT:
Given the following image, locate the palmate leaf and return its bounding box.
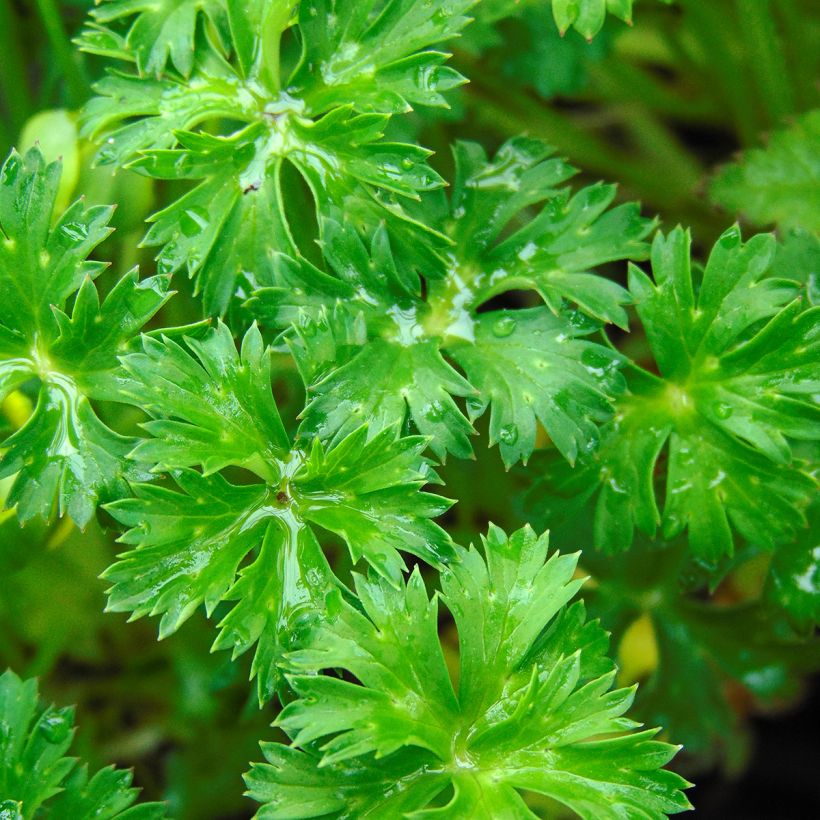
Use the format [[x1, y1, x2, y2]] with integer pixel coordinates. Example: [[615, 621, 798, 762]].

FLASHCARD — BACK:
[[247, 525, 691, 818], [0, 148, 170, 527], [291, 0, 475, 114], [86, 0, 230, 77], [711, 109, 820, 234], [535, 227, 820, 563], [79, 0, 474, 315], [251, 138, 645, 465], [450, 307, 623, 465], [0, 669, 166, 819], [106, 322, 454, 701]]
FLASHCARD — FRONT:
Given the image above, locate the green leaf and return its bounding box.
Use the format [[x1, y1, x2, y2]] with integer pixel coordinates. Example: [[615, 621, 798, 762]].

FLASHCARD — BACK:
[[767, 503, 820, 629], [0, 148, 168, 527], [579, 544, 820, 767], [122, 322, 290, 477], [249, 525, 691, 818], [127, 112, 442, 314], [251, 163, 634, 465], [553, 0, 635, 39], [86, 0, 230, 77], [79, 0, 467, 315], [422, 139, 652, 330], [0, 669, 166, 819], [290, 0, 474, 114], [535, 227, 819, 562], [107, 323, 454, 699], [0, 384, 146, 527], [711, 110, 820, 233], [449, 307, 623, 466], [0, 149, 112, 340], [298, 335, 476, 461]]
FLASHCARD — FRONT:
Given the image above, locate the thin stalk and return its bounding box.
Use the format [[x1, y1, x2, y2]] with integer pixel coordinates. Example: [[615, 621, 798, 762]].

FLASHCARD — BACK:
[[33, 0, 89, 107], [735, 0, 795, 127], [776, 0, 819, 111], [680, 0, 760, 145], [587, 59, 723, 125], [0, 0, 30, 138]]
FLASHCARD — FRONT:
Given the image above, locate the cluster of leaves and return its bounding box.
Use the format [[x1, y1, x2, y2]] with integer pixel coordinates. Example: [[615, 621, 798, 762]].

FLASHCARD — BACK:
[[1, 0, 819, 815], [247, 526, 691, 818], [534, 226, 819, 565], [0, 145, 691, 818], [78, 0, 477, 315], [251, 137, 651, 466], [0, 668, 166, 818]]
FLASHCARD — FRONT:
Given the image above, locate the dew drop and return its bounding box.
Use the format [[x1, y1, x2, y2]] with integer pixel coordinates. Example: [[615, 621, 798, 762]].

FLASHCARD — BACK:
[[713, 402, 734, 419], [39, 711, 70, 744], [499, 423, 519, 445], [180, 206, 210, 238], [466, 396, 485, 416], [425, 400, 445, 422], [0, 800, 22, 820], [492, 315, 517, 338], [401, 157, 415, 170], [719, 225, 741, 248]]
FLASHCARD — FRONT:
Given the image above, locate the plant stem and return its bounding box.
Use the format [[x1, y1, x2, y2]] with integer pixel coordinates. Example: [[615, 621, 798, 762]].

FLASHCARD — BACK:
[[775, 0, 819, 112], [33, 0, 89, 107], [0, 0, 30, 139], [680, 0, 760, 145], [734, 0, 795, 127]]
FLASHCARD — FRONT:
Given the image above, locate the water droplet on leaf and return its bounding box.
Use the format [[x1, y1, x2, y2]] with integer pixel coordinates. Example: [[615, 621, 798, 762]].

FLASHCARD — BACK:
[[425, 400, 445, 422], [492, 315, 517, 337], [713, 402, 734, 419], [719, 226, 741, 248], [499, 423, 519, 445], [39, 711, 70, 743], [180, 206, 210, 238]]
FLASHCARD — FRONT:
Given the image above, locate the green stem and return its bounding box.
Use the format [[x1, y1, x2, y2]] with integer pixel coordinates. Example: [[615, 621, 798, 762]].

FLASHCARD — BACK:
[[680, 0, 760, 145], [33, 0, 89, 107], [0, 0, 30, 139], [734, 0, 795, 127], [587, 59, 722, 125], [776, 0, 819, 112]]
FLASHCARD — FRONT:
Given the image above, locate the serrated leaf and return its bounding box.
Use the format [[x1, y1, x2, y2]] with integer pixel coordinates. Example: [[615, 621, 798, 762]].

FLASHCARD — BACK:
[[0, 669, 166, 818], [298, 335, 476, 461], [711, 110, 820, 234], [251, 167, 632, 465], [0, 149, 112, 340], [0, 148, 167, 527], [291, 0, 475, 114], [421, 139, 652, 330], [86, 0, 230, 77], [449, 307, 623, 466], [249, 525, 690, 818], [534, 227, 820, 563], [108, 323, 454, 699], [553, 0, 634, 39], [79, 0, 468, 315], [127, 112, 443, 315]]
